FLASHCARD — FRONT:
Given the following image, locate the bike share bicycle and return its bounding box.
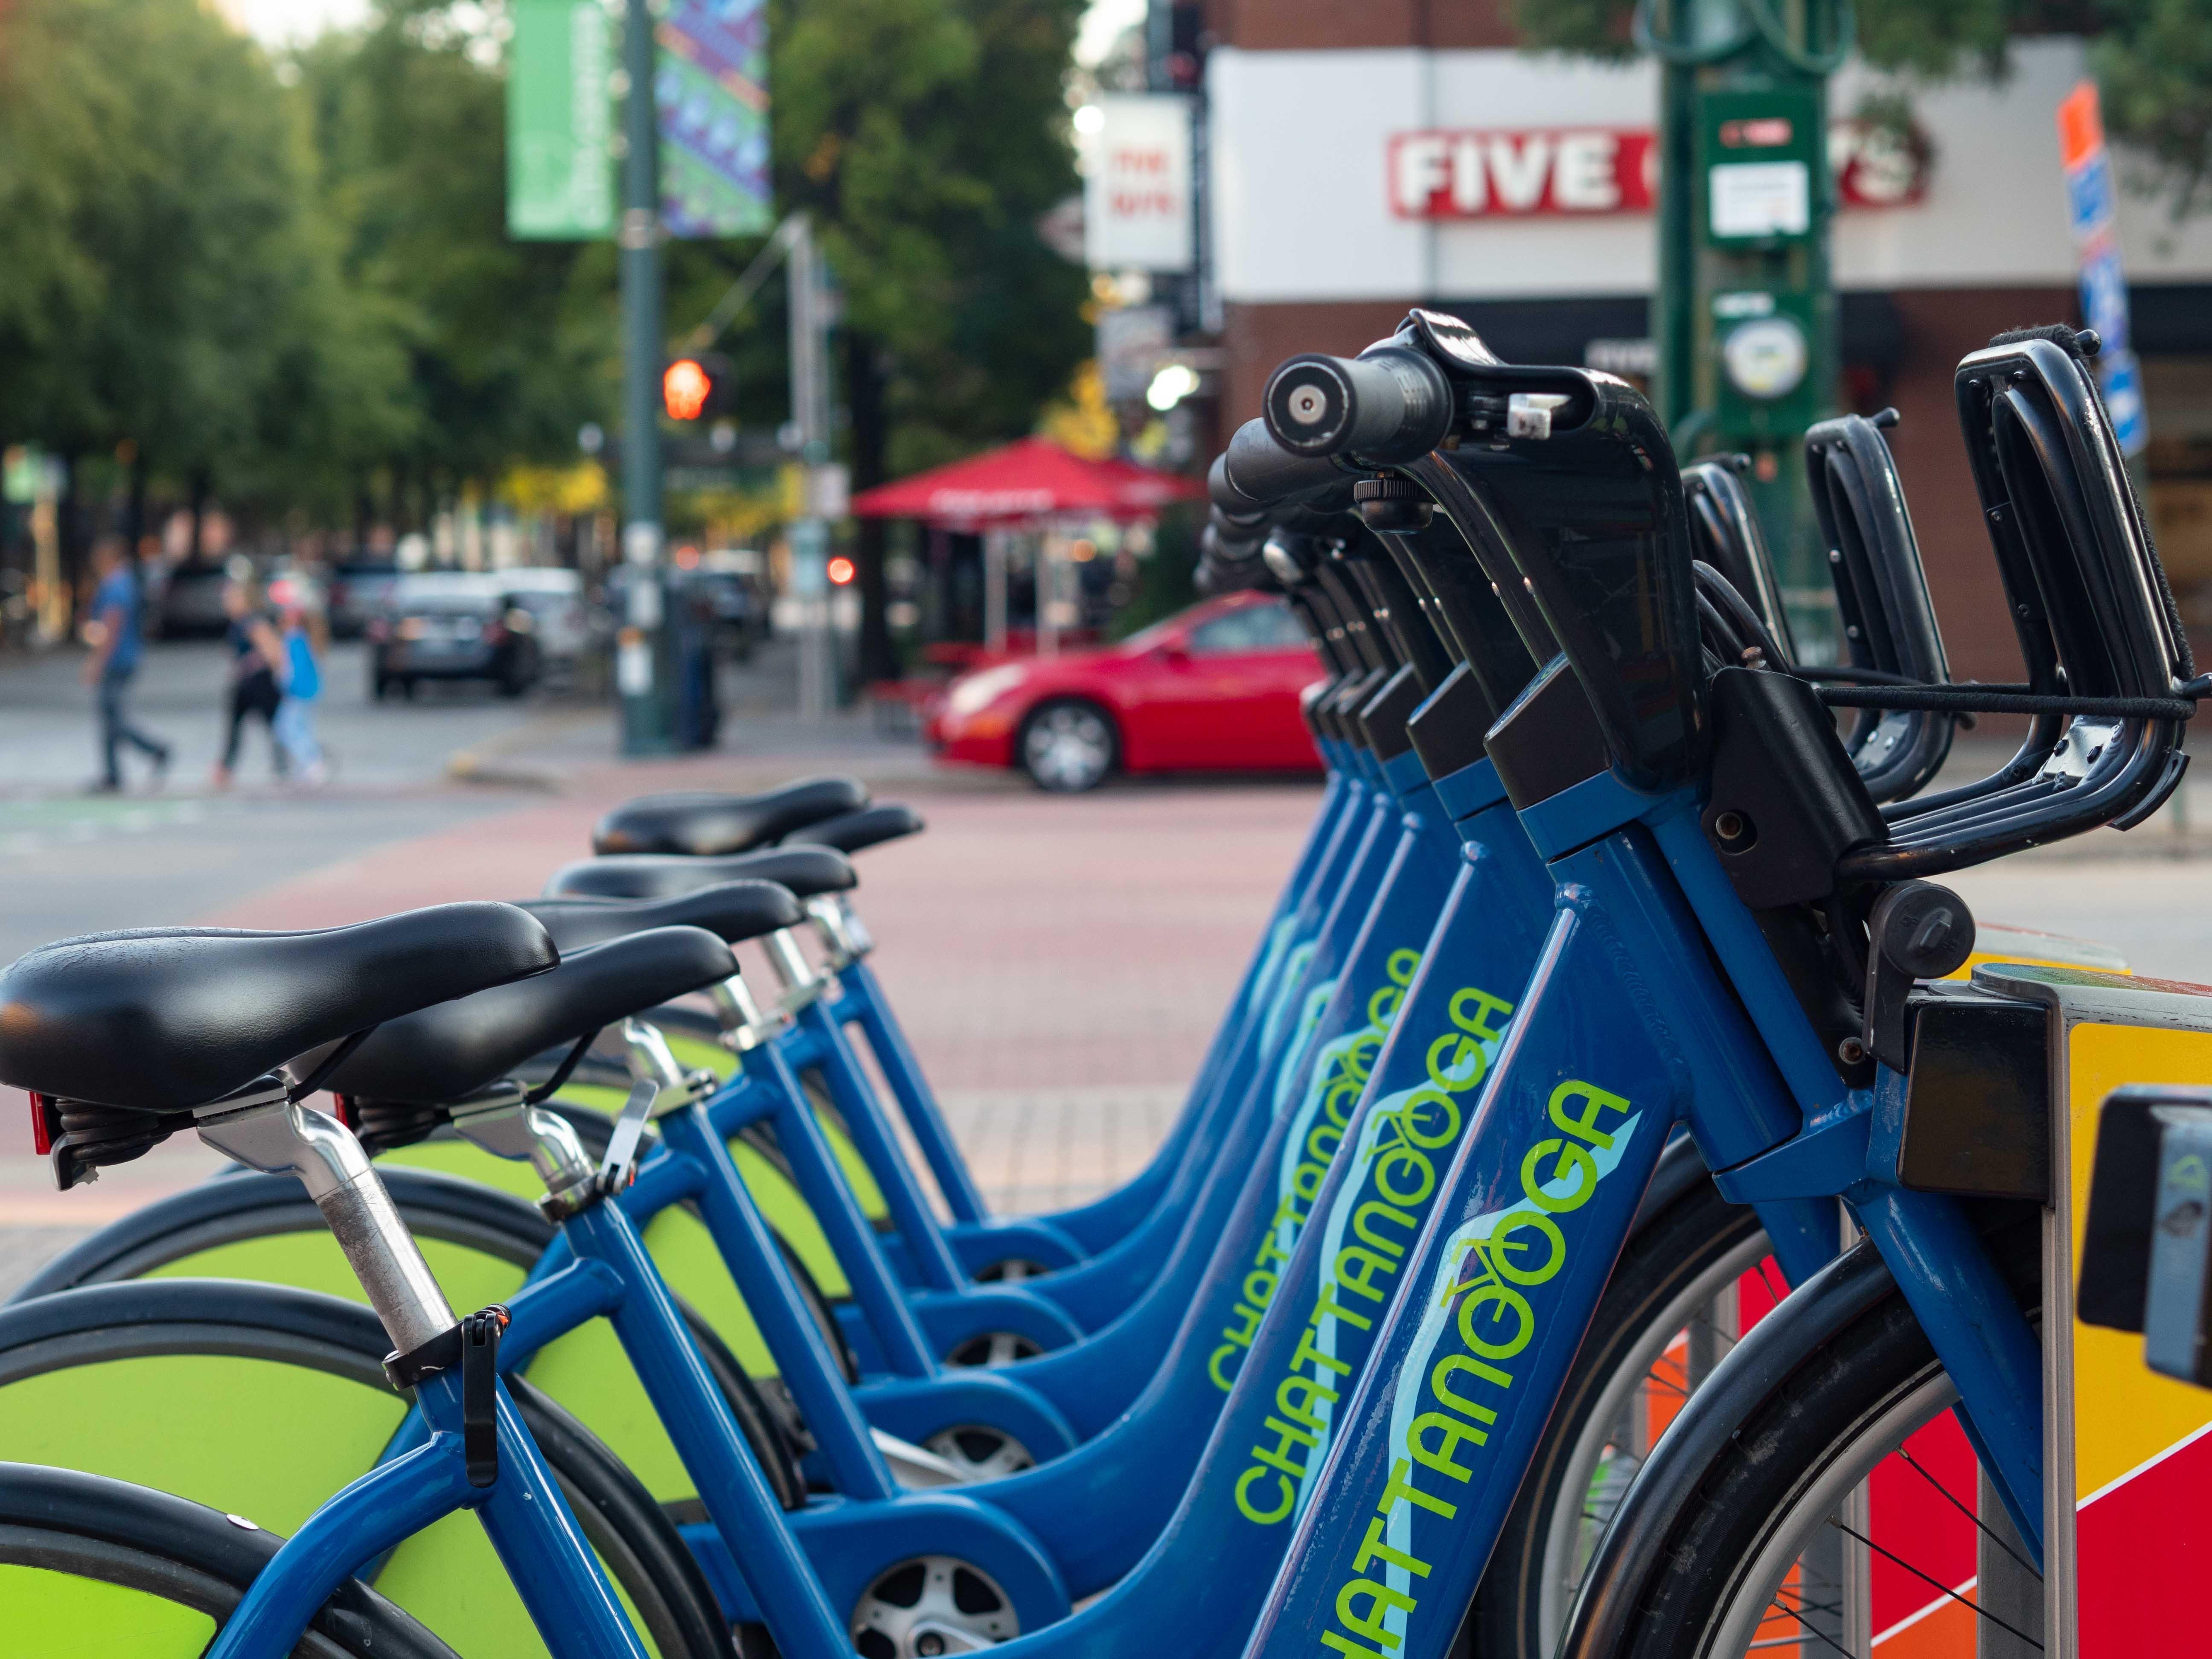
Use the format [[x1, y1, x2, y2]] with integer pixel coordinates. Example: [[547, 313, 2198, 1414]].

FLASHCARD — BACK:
[[8, 317, 2200, 1659], [0, 360, 2026, 1659]]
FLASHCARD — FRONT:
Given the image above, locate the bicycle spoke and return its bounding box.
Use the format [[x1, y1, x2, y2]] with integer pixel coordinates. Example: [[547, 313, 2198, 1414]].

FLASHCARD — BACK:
[[1827, 1518, 2044, 1651], [1752, 1593, 1854, 1658], [1893, 1444, 2040, 1580]]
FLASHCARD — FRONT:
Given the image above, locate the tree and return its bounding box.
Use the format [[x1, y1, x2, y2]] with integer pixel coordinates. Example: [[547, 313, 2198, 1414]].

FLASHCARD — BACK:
[[0, 0, 412, 563], [766, 0, 1093, 681], [291, 6, 618, 524]]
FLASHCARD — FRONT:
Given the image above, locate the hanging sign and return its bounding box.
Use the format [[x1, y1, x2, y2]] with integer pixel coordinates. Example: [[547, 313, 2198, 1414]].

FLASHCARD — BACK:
[[507, 0, 617, 239], [657, 0, 773, 238], [2058, 80, 2149, 457], [1086, 96, 1195, 271]]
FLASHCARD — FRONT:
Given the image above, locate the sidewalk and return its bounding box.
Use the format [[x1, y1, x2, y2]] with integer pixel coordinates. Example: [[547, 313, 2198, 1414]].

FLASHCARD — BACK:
[[0, 726, 1321, 1264]]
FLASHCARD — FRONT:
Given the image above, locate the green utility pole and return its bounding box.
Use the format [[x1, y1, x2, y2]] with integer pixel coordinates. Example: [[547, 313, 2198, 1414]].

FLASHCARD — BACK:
[[1649, 0, 1850, 657], [617, 0, 678, 754]]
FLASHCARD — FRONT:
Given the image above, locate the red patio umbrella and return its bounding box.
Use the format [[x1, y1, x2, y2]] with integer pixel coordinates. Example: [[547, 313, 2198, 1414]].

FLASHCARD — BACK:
[[847, 437, 1200, 525]]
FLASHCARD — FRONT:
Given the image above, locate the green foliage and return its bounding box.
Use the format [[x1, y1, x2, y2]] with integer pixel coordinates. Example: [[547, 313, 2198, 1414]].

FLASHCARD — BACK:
[[0, 0, 409, 512], [2095, 0, 2212, 211], [1508, 0, 2027, 73], [0, 0, 1090, 536], [292, 9, 617, 493], [768, 0, 1091, 471]]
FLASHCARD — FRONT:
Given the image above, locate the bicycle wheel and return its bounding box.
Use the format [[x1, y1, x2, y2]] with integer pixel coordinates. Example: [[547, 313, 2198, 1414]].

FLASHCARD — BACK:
[[0, 1462, 456, 1659], [15, 1164, 811, 1512], [1560, 1217, 2043, 1659], [0, 1279, 739, 1659], [1461, 1142, 1777, 1657]]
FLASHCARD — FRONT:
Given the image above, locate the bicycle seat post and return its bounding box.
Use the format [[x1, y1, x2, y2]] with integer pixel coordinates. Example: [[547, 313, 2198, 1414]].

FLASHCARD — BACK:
[[763, 925, 829, 1019], [704, 965, 788, 1051], [807, 893, 870, 967], [445, 1080, 603, 1219], [195, 1087, 457, 1355]]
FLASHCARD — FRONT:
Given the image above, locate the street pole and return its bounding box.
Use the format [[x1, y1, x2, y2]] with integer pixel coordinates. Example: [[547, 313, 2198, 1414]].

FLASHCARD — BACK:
[[1650, 0, 1847, 658], [786, 214, 835, 721], [617, 0, 677, 754]]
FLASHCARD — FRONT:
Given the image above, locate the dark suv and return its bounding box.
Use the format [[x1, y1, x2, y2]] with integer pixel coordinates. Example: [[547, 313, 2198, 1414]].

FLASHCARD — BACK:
[[367, 574, 541, 700]]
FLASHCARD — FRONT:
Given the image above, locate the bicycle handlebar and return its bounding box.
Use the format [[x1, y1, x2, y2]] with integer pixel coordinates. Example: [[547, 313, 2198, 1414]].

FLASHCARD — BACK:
[[1261, 347, 1453, 463], [1212, 420, 1354, 513]]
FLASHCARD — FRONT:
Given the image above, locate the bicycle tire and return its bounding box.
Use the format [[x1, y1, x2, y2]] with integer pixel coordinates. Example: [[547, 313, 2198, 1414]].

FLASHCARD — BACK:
[[1460, 1139, 1773, 1657], [1559, 1213, 2040, 1659], [0, 1461, 457, 1659], [0, 1280, 737, 1659]]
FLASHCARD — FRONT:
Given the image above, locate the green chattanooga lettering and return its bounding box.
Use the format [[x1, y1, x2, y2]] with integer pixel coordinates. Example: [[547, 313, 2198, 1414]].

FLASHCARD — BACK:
[[1232, 974, 1518, 1525], [1213, 952, 1422, 1397], [1312, 1074, 1635, 1659]]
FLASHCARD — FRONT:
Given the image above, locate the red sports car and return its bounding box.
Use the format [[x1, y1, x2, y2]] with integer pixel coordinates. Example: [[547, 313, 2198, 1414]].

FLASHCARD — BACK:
[[925, 591, 1325, 791]]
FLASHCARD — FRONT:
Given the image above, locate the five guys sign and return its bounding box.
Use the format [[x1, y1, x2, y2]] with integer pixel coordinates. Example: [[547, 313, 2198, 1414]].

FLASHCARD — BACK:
[[1390, 122, 1925, 218]]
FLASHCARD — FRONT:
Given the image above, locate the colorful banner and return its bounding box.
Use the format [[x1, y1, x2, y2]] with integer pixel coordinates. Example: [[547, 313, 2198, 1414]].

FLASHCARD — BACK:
[[506, 0, 616, 240], [2057, 81, 2149, 457], [656, 0, 773, 239]]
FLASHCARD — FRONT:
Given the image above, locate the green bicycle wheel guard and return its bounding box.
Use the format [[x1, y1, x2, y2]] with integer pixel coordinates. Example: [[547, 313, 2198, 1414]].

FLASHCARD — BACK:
[[0, 1350, 660, 1658], [1, 1563, 217, 1658]]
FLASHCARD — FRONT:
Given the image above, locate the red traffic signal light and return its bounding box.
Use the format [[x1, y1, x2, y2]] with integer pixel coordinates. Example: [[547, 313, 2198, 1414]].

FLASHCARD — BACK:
[[826, 556, 856, 587], [664, 358, 714, 422]]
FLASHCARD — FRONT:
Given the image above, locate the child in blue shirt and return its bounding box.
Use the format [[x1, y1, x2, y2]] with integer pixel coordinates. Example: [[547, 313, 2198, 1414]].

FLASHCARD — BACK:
[[273, 598, 327, 785]]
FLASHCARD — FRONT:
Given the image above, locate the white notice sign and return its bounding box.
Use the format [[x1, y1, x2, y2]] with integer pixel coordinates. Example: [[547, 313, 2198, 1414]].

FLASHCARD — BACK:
[[1708, 160, 1810, 238], [1085, 96, 1195, 272]]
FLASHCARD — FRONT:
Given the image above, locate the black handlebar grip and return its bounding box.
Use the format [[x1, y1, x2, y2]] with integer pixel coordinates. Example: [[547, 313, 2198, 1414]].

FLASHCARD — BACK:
[[1217, 419, 1353, 510], [1263, 346, 1453, 462]]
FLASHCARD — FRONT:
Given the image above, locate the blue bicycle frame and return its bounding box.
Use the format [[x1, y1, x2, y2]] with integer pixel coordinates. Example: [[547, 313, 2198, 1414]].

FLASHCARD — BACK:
[[725, 744, 1379, 1362], [825, 748, 1362, 1260], [372, 1101, 1078, 1654], [207, 1359, 664, 1659], [1239, 763, 2045, 1659]]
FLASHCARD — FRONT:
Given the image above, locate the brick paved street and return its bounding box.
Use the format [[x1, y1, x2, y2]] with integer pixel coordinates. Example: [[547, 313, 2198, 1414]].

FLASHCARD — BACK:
[[0, 741, 1321, 1277]]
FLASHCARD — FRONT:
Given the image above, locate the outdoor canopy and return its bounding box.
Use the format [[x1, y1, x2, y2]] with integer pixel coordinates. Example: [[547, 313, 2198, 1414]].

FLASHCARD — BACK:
[[847, 436, 1201, 527]]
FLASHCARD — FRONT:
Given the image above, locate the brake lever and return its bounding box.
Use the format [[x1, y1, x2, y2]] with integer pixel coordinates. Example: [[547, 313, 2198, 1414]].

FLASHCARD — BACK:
[[598, 1079, 658, 1193]]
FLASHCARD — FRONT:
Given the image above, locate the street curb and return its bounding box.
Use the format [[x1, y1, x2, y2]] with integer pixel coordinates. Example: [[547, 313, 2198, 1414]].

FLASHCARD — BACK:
[[444, 750, 565, 792]]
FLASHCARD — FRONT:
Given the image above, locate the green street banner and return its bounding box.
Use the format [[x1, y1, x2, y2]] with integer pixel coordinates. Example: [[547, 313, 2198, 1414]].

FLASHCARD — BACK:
[[507, 0, 770, 242], [507, 0, 616, 239]]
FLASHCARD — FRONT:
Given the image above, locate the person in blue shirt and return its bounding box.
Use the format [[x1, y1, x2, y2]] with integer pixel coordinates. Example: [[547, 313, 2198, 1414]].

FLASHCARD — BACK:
[[272, 594, 328, 786], [81, 538, 171, 793]]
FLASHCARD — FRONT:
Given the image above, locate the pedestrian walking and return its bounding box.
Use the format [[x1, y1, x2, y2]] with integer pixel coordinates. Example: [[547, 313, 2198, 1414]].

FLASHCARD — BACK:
[[272, 596, 329, 786], [212, 567, 288, 789], [81, 537, 172, 794]]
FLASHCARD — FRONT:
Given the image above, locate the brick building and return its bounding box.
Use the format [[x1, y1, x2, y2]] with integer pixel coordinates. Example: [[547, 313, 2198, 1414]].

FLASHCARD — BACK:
[[1179, 2, 2212, 679]]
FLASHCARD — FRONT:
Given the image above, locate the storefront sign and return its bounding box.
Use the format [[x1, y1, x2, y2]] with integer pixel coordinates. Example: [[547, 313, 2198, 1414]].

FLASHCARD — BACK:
[[1086, 96, 1195, 272], [1389, 119, 1927, 221]]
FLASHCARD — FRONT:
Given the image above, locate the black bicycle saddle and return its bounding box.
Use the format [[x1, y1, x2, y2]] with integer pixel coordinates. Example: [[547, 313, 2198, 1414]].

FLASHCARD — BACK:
[[323, 926, 737, 1105], [516, 880, 803, 953], [0, 902, 556, 1114], [543, 847, 857, 903], [783, 804, 924, 857], [592, 777, 870, 857]]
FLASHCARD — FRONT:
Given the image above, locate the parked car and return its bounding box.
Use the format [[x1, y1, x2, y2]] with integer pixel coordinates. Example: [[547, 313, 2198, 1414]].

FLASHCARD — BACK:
[[490, 567, 590, 667], [925, 590, 1322, 792], [366, 573, 541, 700], [327, 561, 402, 638], [154, 561, 233, 638]]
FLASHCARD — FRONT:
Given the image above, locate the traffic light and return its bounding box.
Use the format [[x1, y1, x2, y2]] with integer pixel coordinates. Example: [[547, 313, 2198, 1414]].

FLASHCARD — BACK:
[[826, 555, 856, 587], [661, 352, 733, 422]]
